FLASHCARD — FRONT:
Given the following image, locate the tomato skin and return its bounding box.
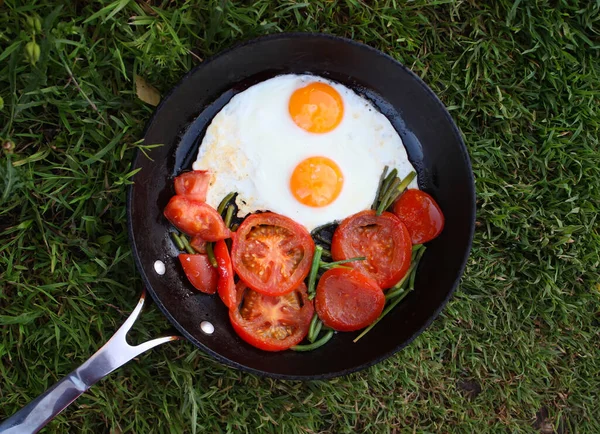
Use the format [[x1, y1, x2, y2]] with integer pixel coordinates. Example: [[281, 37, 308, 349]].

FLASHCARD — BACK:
[[190, 236, 207, 253], [331, 210, 411, 289], [393, 189, 445, 244], [179, 254, 218, 294], [229, 282, 314, 351], [315, 268, 384, 331], [164, 195, 230, 241], [214, 240, 236, 309], [174, 170, 210, 202], [231, 212, 314, 296]]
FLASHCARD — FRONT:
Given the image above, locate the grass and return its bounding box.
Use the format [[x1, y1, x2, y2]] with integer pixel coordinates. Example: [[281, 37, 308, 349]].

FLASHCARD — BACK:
[[1, 0, 599, 432]]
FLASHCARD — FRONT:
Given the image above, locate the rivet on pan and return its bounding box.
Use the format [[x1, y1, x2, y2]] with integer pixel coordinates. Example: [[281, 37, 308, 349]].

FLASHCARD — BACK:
[[201, 321, 214, 335], [154, 260, 166, 275]]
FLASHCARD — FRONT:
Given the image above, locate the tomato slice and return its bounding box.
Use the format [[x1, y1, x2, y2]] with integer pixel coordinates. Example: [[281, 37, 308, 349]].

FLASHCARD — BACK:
[[174, 170, 210, 202], [190, 235, 207, 253], [179, 254, 218, 294], [229, 282, 314, 351], [331, 210, 411, 289], [231, 212, 314, 296], [315, 268, 384, 331], [164, 195, 230, 241], [393, 189, 445, 244], [214, 240, 236, 309]]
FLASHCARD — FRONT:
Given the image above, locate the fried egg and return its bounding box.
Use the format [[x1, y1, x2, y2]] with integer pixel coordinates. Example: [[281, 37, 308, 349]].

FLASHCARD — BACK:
[[192, 74, 418, 231]]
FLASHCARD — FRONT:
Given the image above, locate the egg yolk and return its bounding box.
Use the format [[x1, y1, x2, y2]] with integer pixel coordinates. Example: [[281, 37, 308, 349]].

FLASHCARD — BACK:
[[288, 82, 344, 133], [290, 157, 344, 207]]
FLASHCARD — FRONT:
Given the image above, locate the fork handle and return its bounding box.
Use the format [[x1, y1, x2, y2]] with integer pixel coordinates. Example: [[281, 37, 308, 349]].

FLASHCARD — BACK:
[[0, 290, 179, 434]]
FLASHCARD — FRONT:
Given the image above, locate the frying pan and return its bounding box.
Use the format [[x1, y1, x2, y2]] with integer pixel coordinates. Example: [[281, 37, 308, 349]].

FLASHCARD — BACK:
[[0, 33, 475, 433]]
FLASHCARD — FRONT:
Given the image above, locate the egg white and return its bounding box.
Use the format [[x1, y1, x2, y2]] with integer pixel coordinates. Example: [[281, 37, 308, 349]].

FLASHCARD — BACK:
[[192, 74, 418, 231]]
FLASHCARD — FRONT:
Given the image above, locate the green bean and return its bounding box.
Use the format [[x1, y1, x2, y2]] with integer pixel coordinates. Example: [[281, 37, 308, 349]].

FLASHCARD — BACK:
[[382, 171, 416, 212], [408, 247, 426, 289], [311, 320, 323, 343], [291, 330, 334, 352], [385, 287, 405, 301], [415, 245, 427, 264], [371, 165, 389, 209], [376, 176, 401, 215], [205, 242, 218, 268], [180, 234, 195, 255], [412, 244, 423, 256], [170, 232, 185, 250], [217, 192, 236, 215], [407, 267, 418, 292], [385, 274, 411, 300], [377, 168, 398, 209], [319, 256, 366, 269], [230, 223, 239, 232], [307, 245, 323, 300], [307, 313, 320, 343], [224, 204, 234, 229], [380, 168, 398, 195], [396, 171, 416, 195], [320, 249, 332, 259], [386, 246, 426, 299], [331, 265, 353, 270]]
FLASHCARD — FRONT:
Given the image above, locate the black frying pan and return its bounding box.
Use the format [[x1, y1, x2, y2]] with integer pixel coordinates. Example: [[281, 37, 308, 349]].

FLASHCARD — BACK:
[[0, 33, 475, 433]]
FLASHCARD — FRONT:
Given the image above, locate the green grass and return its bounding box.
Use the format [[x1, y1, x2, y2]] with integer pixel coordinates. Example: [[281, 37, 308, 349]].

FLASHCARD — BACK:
[[1, 0, 600, 432]]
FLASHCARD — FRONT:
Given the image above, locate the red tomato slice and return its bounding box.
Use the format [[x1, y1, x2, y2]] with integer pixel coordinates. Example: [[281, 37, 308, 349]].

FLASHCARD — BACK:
[[214, 239, 236, 309], [190, 235, 207, 253], [331, 210, 411, 289], [315, 268, 384, 331], [179, 254, 218, 294], [393, 189, 445, 244], [229, 282, 314, 351], [174, 170, 210, 202], [164, 195, 230, 241], [231, 212, 314, 296]]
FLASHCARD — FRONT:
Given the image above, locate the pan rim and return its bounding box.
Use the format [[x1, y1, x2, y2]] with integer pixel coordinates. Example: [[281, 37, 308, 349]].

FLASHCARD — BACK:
[[127, 32, 476, 380]]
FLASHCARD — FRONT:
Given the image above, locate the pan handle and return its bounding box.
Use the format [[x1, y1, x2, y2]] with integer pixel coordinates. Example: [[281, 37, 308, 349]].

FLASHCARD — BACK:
[[0, 289, 180, 434]]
